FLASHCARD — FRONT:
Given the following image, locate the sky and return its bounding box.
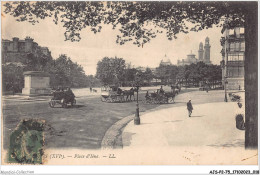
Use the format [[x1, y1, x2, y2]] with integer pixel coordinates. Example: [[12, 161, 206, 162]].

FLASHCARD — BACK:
[[2, 12, 223, 75]]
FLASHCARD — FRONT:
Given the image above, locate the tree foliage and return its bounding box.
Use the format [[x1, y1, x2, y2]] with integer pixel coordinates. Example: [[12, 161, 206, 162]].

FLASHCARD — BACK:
[[3, 1, 248, 46], [2, 63, 24, 92], [96, 57, 126, 85], [2, 52, 99, 92], [176, 62, 222, 86]]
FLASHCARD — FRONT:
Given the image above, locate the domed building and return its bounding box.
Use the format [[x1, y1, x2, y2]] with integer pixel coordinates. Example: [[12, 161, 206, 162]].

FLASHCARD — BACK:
[[160, 54, 172, 66], [177, 51, 198, 66]]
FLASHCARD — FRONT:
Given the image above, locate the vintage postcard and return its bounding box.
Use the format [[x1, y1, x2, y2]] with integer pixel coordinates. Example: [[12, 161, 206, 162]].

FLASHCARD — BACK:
[[1, 1, 258, 173]]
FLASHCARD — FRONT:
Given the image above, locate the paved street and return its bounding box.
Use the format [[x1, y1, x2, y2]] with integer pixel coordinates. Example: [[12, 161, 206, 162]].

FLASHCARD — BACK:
[[2, 87, 194, 150], [120, 90, 257, 165]]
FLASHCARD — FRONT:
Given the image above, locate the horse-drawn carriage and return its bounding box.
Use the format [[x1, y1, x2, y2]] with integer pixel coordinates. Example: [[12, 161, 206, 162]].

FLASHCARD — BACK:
[[101, 86, 137, 103], [101, 86, 124, 102], [49, 89, 76, 108], [145, 89, 175, 104]]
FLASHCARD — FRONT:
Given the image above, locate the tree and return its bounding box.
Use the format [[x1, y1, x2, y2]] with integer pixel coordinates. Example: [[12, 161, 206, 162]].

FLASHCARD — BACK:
[[96, 57, 126, 86], [2, 2, 246, 46], [2, 63, 24, 92], [142, 68, 154, 84], [124, 68, 137, 86], [3, 1, 257, 148]]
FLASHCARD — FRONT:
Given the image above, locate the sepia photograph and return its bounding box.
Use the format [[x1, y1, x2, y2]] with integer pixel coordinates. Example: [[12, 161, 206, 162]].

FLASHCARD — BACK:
[[1, 0, 258, 174]]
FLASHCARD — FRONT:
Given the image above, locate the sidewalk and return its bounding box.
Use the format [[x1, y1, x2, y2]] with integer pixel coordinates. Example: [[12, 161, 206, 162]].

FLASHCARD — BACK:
[[2, 95, 51, 102], [122, 101, 257, 164]]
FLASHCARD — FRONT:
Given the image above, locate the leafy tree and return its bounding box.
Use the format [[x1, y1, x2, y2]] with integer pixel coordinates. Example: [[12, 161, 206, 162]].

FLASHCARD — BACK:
[[96, 57, 126, 86], [142, 68, 154, 84], [124, 68, 137, 86], [2, 1, 247, 46], [2, 63, 24, 92]]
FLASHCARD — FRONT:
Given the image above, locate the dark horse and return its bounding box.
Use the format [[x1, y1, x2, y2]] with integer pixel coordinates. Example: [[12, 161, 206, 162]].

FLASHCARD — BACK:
[[164, 91, 176, 103], [123, 88, 137, 101]]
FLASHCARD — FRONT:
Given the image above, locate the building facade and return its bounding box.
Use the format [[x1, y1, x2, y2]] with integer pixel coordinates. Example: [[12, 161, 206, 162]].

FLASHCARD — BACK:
[[177, 37, 211, 66], [160, 54, 172, 66], [2, 37, 52, 64], [177, 51, 198, 66], [203, 37, 211, 64], [221, 26, 245, 90]]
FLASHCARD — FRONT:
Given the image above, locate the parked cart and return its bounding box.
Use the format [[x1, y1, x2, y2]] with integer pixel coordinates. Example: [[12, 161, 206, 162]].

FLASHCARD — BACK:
[[49, 88, 76, 108]]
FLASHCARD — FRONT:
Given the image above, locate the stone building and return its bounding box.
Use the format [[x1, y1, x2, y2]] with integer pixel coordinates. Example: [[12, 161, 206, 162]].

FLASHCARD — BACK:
[[160, 54, 172, 66], [197, 37, 211, 64], [177, 51, 198, 66], [220, 25, 245, 90], [2, 37, 52, 64], [177, 37, 211, 66]]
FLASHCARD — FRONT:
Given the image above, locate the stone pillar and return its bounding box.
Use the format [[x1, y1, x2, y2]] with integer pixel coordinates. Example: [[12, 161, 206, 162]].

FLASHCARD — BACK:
[[22, 71, 51, 96]]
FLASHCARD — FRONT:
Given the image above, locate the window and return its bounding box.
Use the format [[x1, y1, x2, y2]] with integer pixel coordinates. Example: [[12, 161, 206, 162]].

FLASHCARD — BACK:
[[240, 28, 245, 34], [235, 28, 240, 38], [238, 53, 244, 60], [230, 43, 235, 51], [228, 53, 244, 61], [241, 42, 245, 51], [229, 29, 235, 35], [235, 42, 240, 51]]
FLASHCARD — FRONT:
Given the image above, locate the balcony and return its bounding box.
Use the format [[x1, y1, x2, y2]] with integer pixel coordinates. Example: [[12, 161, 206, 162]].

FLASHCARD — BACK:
[[227, 60, 244, 67]]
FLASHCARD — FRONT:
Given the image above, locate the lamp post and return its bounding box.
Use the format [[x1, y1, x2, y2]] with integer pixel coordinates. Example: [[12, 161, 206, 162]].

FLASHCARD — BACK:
[[134, 85, 140, 125], [134, 71, 141, 125], [221, 60, 228, 102], [224, 76, 228, 102]]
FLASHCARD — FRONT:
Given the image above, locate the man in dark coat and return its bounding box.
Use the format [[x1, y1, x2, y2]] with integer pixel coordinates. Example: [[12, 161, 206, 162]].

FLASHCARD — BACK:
[[159, 85, 164, 94], [187, 99, 193, 117]]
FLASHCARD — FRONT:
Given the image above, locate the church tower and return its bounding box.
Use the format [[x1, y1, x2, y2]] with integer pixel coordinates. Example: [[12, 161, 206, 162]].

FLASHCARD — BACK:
[[203, 37, 211, 64], [198, 42, 204, 61]]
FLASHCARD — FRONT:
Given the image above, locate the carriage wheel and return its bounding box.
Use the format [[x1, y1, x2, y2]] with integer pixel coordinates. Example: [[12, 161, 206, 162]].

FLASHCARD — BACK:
[[101, 96, 106, 102], [112, 97, 116, 102], [168, 98, 174, 103], [62, 103, 67, 108], [163, 97, 168, 103], [61, 98, 68, 108], [145, 99, 151, 104], [120, 96, 124, 102], [109, 97, 114, 103], [71, 99, 76, 106], [49, 101, 55, 108]]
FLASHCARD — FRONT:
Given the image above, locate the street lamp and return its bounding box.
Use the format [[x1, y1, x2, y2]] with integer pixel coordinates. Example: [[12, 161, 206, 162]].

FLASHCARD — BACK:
[[221, 60, 228, 102], [224, 76, 228, 102], [134, 85, 140, 125]]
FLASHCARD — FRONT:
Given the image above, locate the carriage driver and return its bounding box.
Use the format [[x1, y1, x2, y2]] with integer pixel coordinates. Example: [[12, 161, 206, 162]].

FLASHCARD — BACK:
[[159, 86, 164, 94], [65, 87, 75, 100]]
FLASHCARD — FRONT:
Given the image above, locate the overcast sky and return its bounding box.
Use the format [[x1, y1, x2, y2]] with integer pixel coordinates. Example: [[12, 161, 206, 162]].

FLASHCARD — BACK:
[[2, 12, 223, 75]]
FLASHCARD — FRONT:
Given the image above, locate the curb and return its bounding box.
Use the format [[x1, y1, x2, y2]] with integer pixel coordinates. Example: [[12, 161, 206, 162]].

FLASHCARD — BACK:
[[100, 105, 172, 150], [101, 114, 135, 149], [101, 89, 196, 150]]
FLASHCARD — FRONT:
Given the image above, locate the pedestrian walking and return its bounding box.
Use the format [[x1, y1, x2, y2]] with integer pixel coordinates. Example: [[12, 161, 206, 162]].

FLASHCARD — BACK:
[[187, 99, 193, 117]]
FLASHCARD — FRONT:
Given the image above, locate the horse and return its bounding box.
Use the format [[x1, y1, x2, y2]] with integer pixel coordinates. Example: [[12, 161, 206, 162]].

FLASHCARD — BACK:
[[123, 88, 137, 101], [164, 91, 176, 103]]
